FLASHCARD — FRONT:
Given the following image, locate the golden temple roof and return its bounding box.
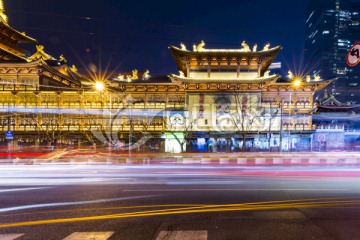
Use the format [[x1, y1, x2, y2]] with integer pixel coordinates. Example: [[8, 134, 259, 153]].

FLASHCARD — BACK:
[[169, 44, 282, 77]]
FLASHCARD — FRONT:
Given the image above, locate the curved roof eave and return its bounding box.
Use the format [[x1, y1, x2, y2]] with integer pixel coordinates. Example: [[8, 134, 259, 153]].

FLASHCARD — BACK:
[[0, 21, 37, 44]]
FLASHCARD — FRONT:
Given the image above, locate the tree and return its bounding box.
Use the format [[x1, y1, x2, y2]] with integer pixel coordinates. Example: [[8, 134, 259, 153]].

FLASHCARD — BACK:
[[225, 92, 266, 151]]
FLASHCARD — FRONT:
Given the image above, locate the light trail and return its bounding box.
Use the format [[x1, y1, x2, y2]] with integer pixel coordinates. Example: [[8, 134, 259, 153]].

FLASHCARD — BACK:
[[0, 187, 51, 193], [123, 188, 349, 192], [0, 197, 359, 228], [0, 195, 159, 213]]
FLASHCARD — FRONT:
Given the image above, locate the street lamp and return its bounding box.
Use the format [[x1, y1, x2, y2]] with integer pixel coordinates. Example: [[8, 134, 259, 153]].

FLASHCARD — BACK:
[[95, 82, 105, 92], [288, 77, 302, 152], [94, 81, 113, 145]]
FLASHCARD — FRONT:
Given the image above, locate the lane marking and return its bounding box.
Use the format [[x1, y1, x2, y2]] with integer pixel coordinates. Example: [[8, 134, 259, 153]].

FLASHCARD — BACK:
[[0, 234, 24, 240], [0, 187, 50, 193], [0, 195, 159, 213], [1, 198, 359, 228], [63, 232, 114, 240], [0, 204, 206, 217], [155, 230, 207, 240]]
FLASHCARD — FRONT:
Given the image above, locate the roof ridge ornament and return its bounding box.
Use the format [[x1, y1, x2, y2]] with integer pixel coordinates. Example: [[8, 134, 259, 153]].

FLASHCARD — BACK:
[[28, 45, 56, 61], [195, 40, 206, 52], [180, 43, 187, 51], [263, 43, 270, 51], [253, 44, 258, 52], [240, 41, 251, 52]]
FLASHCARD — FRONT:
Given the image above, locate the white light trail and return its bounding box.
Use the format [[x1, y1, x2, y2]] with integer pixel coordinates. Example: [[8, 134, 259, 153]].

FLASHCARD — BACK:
[[0, 195, 160, 213]]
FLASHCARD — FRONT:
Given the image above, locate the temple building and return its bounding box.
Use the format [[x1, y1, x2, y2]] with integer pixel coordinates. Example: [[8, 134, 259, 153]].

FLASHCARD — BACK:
[[313, 91, 360, 151], [0, 1, 335, 152]]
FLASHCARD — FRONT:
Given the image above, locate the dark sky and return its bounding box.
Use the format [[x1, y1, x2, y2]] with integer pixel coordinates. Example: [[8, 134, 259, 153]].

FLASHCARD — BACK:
[[7, 0, 310, 77]]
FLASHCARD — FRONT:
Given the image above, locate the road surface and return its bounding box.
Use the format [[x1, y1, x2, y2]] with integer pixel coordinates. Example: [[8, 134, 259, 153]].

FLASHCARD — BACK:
[[0, 164, 360, 239]]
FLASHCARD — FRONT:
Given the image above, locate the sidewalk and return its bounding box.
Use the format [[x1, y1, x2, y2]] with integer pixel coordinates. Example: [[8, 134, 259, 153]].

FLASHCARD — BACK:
[[3, 151, 360, 166]]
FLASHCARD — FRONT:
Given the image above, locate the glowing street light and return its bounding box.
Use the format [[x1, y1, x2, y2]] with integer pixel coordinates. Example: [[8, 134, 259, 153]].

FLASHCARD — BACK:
[[293, 78, 302, 88], [95, 82, 105, 91]]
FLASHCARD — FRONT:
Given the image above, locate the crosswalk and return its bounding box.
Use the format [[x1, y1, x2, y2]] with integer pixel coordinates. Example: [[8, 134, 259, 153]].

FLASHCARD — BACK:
[[0, 231, 208, 240], [0, 234, 24, 240]]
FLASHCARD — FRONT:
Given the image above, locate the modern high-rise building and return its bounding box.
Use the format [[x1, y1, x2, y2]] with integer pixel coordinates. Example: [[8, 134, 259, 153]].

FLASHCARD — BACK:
[[305, 0, 360, 103]]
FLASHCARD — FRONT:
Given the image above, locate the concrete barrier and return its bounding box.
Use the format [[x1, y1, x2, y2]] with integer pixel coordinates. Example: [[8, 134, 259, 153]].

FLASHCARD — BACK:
[[183, 158, 193, 164], [309, 158, 320, 165], [273, 158, 284, 165], [291, 158, 302, 165], [255, 158, 265, 165], [201, 158, 211, 164], [237, 158, 247, 165], [326, 158, 338, 165], [219, 157, 229, 165]]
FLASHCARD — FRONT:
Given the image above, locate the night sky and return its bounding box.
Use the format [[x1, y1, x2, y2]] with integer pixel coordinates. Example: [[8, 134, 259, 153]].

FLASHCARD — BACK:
[[7, 0, 310, 77]]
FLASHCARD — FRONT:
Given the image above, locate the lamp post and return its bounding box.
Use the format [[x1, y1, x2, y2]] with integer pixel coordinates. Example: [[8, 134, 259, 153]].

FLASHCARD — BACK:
[[279, 100, 283, 152], [129, 101, 132, 156], [268, 107, 279, 152], [288, 78, 302, 152], [95, 81, 113, 145]]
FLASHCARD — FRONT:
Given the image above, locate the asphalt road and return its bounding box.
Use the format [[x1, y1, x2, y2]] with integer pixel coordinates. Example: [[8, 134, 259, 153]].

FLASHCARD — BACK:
[[1, 164, 360, 239]]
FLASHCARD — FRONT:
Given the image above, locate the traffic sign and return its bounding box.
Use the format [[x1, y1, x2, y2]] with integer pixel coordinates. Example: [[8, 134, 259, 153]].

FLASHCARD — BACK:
[[347, 42, 360, 67], [5, 131, 13, 140]]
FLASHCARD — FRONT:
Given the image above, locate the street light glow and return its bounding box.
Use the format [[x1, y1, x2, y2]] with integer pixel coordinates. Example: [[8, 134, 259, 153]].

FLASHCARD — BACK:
[[293, 78, 302, 88], [95, 82, 105, 91]]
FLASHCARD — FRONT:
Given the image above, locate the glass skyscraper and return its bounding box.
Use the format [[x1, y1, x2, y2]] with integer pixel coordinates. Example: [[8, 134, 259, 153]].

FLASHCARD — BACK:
[[305, 0, 360, 103]]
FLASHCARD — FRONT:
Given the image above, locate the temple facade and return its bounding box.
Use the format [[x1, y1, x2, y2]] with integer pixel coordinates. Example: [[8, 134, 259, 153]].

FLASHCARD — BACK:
[[0, 2, 334, 152], [313, 92, 360, 151]]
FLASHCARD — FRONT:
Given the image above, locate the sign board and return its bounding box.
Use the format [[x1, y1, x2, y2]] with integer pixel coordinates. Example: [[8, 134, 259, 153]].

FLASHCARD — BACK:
[[347, 42, 360, 67], [269, 62, 282, 70], [5, 131, 13, 140]]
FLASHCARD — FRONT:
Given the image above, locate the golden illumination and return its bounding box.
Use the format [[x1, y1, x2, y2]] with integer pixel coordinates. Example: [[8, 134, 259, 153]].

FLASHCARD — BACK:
[[180, 43, 187, 51], [293, 78, 302, 88], [240, 41, 251, 52], [28, 45, 56, 61], [287, 70, 294, 79], [95, 82, 105, 91], [263, 43, 270, 51], [131, 69, 138, 80], [196, 40, 206, 52], [70, 64, 78, 73], [264, 70, 270, 77], [117, 74, 125, 80], [252, 44, 258, 52], [59, 54, 67, 63], [0, 0, 8, 23], [143, 70, 150, 80]]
